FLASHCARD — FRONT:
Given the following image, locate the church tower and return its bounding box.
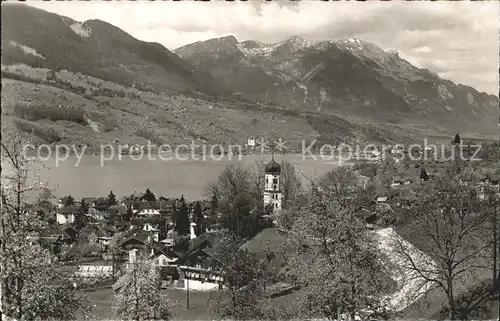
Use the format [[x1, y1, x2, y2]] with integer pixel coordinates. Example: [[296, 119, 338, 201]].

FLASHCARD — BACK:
[[263, 154, 282, 211]]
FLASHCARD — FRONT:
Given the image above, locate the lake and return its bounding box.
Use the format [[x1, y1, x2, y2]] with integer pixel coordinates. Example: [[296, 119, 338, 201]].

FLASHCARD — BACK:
[[4, 154, 347, 201]]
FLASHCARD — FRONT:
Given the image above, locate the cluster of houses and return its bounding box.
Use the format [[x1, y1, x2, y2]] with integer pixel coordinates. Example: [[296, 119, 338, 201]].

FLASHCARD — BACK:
[[40, 189, 228, 292], [47, 157, 290, 292]]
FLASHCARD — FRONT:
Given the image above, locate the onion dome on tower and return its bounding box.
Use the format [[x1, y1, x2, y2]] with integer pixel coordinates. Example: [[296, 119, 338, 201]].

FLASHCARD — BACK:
[[265, 158, 281, 174]]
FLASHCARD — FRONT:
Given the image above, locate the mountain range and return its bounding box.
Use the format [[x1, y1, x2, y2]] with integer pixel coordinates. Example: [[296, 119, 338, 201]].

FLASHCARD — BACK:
[[1, 3, 498, 149], [174, 35, 498, 133]]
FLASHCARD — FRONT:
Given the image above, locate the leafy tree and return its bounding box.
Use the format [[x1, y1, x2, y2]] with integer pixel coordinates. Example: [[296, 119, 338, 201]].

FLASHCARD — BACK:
[[74, 199, 89, 230], [64, 195, 75, 206], [420, 167, 429, 181], [209, 191, 219, 224], [142, 188, 156, 202], [124, 206, 133, 222], [1, 139, 89, 320], [279, 160, 303, 210], [248, 161, 266, 209], [79, 198, 90, 215], [108, 190, 117, 206], [174, 195, 190, 236], [46, 69, 57, 81], [193, 201, 205, 235], [210, 235, 269, 320], [208, 164, 261, 239], [287, 167, 395, 320], [171, 201, 178, 223], [114, 256, 170, 320], [391, 170, 493, 319]]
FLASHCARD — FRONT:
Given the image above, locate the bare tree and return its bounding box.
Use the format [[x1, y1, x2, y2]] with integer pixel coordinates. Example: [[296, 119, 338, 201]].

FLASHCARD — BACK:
[[391, 170, 493, 319], [207, 163, 264, 239], [279, 160, 303, 210], [1, 138, 89, 320], [287, 167, 395, 320], [248, 160, 266, 208]]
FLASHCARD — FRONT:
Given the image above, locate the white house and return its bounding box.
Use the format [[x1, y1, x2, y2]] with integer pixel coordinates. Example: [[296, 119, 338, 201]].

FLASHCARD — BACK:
[[155, 253, 177, 266], [135, 207, 161, 217], [190, 222, 197, 240], [142, 223, 160, 242], [97, 236, 112, 249], [177, 265, 224, 292], [391, 179, 403, 188], [74, 265, 113, 279], [56, 206, 78, 225]]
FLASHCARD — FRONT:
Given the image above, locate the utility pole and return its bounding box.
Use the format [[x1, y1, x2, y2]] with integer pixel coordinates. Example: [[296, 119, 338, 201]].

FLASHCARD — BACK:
[[112, 248, 116, 282], [497, 128, 500, 318], [497, 129, 500, 318], [186, 268, 190, 309]]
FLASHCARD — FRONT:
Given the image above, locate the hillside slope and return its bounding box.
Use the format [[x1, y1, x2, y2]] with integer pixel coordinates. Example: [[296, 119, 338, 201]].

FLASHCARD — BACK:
[[2, 64, 422, 150], [1, 3, 224, 95], [1, 4, 492, 148], [175, 36, 498, 136]]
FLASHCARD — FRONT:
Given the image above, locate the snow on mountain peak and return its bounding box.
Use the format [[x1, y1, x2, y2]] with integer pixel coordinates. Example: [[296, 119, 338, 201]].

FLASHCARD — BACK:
[[336, 37, 367, 53]]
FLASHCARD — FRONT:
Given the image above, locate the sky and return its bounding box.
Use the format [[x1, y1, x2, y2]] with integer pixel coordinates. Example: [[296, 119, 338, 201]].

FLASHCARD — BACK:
[[28, 1, 499, 95]]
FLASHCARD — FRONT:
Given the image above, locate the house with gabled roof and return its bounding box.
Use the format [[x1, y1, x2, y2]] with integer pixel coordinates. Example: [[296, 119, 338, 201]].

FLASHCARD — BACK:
[[130, 189, 145, 200], [134, 201, 161, 217], [58, 196, 75, 209], [81, 197, 97, 208], [391, 176, 403, 187], [56, 205, 78, 225]]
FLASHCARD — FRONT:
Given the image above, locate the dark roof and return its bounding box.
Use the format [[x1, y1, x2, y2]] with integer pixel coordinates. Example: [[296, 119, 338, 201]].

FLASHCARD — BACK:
[[39, 226, 63, 237], [82, 197, 96, 205], [132, 216, 165, 225], [485, 174, 500, 182], [135, 201, 161, 211], [265, 158, 281, 174], [188, 232, 221, 252], [58, 205, 79, 214], [151, 241, 179, 259], [120, 227, 151, 246], [59, 196, 73, 203], [130, 190, 145, 199], [62, 226, 78, 239], [109, 204, 128, 215], [365, 213, 378, 224]]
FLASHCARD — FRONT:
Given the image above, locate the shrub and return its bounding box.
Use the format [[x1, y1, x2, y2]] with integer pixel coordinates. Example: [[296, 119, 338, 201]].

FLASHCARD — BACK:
[[14, 119, 61, 143], [88, 112, 119, 132], [1, 70, 43, 84], [13, 103, 86, 123], [134, 128, 163, 146]]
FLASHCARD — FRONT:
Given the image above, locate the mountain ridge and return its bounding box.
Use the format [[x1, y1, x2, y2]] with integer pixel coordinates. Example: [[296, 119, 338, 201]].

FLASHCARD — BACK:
[[174, 34, 498, 136], [1, 3, 226, 96], [1, 4, 497, 149]]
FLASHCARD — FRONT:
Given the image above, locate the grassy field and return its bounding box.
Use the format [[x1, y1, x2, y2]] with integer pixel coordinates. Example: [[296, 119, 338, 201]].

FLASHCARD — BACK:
[[80, 286, 216, 320]]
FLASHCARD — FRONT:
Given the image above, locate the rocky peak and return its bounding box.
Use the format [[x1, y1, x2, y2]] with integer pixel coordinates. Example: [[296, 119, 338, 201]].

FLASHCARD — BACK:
[[174, 35, 240, 59], [282, 35, 312, 49]]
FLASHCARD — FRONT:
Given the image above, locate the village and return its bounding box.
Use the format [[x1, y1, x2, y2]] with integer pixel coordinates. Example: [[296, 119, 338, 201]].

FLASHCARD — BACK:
[[1, 133, 498, 320], [18, 135, 496, 318]]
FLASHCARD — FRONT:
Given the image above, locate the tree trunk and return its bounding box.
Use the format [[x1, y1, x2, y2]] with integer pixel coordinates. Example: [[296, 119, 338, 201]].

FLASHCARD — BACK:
[[446, 289, 457, 320]]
